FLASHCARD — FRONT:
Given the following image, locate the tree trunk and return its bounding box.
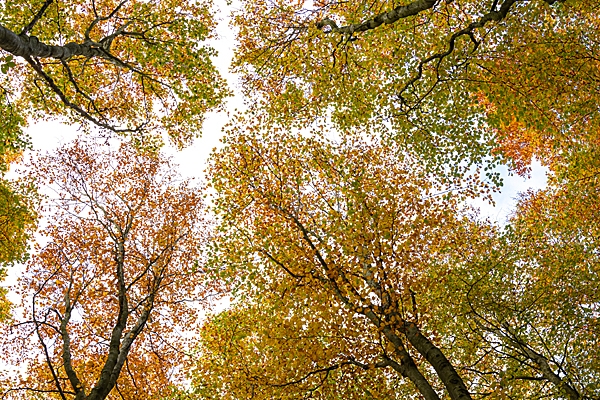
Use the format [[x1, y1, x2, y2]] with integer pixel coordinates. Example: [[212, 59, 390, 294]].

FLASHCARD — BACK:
[[403, 322, 472, 400]]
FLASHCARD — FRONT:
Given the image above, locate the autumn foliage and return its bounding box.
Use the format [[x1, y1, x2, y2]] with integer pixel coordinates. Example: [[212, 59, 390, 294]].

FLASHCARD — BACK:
[[0, 139, 220, 399], [2, 0, 600, 399], [0, 0, 228, 147], [196, 129, 600, 398]]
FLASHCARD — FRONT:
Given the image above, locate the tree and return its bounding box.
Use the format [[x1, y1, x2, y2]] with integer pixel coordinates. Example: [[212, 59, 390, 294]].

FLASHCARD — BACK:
[[229, 0, 597, 181], [431, 177, 600, 399], [191, 1, 600, 398], [2, 0, 598, 398], [196, 290, 417, 399], [0, 0, 229, 309], [0, 89, 35, 321], [0, 178, 36, 321], [0, 86, 33, 268], [0, 0, 228, 147], [435, 79, 600, 399], [197, 126, 600, 399], [0, 153, 34, 271], [200, 130, 483, 400], [0, 138, 221, 399]]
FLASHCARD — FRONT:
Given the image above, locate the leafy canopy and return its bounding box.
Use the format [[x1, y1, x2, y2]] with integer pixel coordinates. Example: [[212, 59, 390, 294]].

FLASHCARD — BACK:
[[0, 0, 228, 147], [230, 0, 598, 181], [1, 138, 222, 400]]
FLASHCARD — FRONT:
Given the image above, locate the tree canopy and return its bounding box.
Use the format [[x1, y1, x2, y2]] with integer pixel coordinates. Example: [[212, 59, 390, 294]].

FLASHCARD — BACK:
[[0, 89, 35, 320], [1, 0, 600, 399], [231, 0, 597, 180], [0, 0, 228, 319], [0, 0, 228, 147], [197, 126, 600, 399], [0, 138, 222, 399]]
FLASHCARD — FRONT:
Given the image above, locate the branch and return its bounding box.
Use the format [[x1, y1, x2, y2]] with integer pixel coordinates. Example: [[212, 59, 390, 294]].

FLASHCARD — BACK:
[[510, 337, 580, 400], [398, 0, 519, 106], [87, 238, 130, 400], [60, 286, 86, 398], [316, 0, 437, 35], [262, 196, 441, 400], [401, 321, 472, 400], [30, 264, 69, 400], [20, 0, 54, 36], [23, 54, 145, 134], [114, 294, 155, 376], [85, 0, 129, 41], [261, 248, 306, 279], [2, 387, 76, 398], [270, 363, 349, 387], [368, 313, 441, 400], [89, 271, 160, 399], [1, 24, 107, 60]]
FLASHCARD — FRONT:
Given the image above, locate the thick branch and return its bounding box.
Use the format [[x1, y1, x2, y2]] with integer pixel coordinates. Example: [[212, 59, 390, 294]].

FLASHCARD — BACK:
[[515, 342, 579, 400], [60, 289, 86, 399], [361, 309, 441, 400], [257, 190, 443, 400], [316, 0, 437, 35], [108, 287, 158, 390], [88, 259, 159, 399], [266, 201, 440, 399], [1, 24, 106, 60], [87, 240, 129, 400]]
